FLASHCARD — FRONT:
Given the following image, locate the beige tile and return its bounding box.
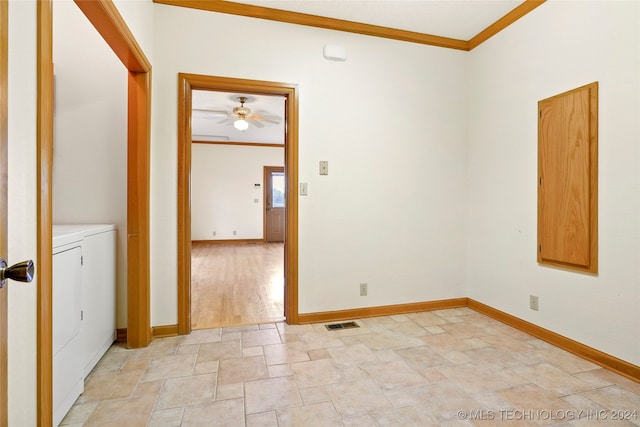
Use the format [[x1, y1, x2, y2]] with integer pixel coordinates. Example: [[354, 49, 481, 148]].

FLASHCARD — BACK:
[[180, 328, 222, 345], [372, 405, 440, 426], [268, 363, 294, 378], [360, 360, 427, 390], [64, 310, 639, 427], [441, 322, 491, 339], [243, 346, 265, 357], [422, 333, 474, 353], [439, 364, 527, 393], [308, 347, 331, 360], [242, 328, 282, 347], [299, 385, 330, 404], [264, 341, 311, 365], [580, 385, 640, 413], [290, 359, 343, 388], [176, 343, 200, 355], [196, 340, 242, 363], [299, 331, 345, 350], [80, 370, 142, 402], [218, 355, 269, 385], [148, 407, 184, 427], [194, 359, 219, 375], [341, 414, 378, 426], [91, 350, 130, 374], [216, 382, 244, 400], [325, 378, 393, 418], [133, 379, 163, 397], [328, 343, 378, 365], [141, 353, 196, 381], [181, 398, 245, 426], [385, 382, 482, 420], [462, 347, 523, 371], [406, 311, 449, 327], [246, 411, 279, 427], [59, 401, 97, 425], [493, 382, 576, 415], [245, 376, 303, 414], [341, 331, 423, 351], [128, 337, 181, 360], [394, 345, 450, 370], [578, 368, 640, 395], [480, 334, 537, 353], [277, 401, 342, 427], [156, 373, 217, 410], [512, 363, 595, 396], [84, 395, 156, 426]]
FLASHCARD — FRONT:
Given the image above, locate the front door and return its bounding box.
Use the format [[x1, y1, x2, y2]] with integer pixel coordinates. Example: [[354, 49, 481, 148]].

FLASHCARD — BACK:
[[264, 166, 285, 243]]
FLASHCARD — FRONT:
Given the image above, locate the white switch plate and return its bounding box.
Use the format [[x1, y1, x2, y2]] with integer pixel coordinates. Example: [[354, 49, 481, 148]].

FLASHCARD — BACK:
[[319, 161, 328, 175], [299, 182, 308, 196]]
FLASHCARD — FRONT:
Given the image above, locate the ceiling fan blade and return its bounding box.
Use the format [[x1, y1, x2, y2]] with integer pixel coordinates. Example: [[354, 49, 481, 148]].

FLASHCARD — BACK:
[[250, 119, 265, 128], [251, 112, 281, 125]]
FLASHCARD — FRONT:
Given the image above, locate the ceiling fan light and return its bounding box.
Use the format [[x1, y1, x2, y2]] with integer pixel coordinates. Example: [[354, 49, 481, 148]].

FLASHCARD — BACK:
[[234, 118, 249, 131]]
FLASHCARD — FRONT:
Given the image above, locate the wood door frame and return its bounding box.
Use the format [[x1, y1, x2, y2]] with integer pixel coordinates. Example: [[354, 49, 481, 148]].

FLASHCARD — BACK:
[[177, 74, 299, 334], [37, 1, 151, 424], [263, 166, 285, 243], [0, 0, 8, 423]]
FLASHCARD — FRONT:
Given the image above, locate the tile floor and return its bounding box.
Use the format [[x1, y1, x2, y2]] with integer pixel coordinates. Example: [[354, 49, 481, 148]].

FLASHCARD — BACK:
[[61, 308, 640, 426]]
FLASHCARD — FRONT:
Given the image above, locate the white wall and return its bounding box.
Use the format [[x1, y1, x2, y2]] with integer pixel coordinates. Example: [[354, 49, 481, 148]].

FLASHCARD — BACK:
[[151, 5, 469, 324], [52, 0, 128, 328], [7, 1, 39, 424], [467, 1, 640, 365], [191, 144, 284, 241]]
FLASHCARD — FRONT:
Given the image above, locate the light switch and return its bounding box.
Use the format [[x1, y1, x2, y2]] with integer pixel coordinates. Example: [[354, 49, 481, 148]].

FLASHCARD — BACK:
[[319, 161, 328, 175], [299, 182, 308, 196]]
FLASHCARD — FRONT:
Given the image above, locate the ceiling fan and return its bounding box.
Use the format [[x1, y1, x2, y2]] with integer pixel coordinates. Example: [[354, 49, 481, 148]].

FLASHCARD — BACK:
[[193, 96, 282, 131]]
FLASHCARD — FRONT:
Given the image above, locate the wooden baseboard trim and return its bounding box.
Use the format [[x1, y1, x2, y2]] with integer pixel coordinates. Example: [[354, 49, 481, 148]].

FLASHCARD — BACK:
[[467, 299, 640, 382], [297, 298, 468, 324], [152, 324, 179, 339], [116, 324, 179, 343], [192, 239, 264, 244], [116, 328, 127, 343]]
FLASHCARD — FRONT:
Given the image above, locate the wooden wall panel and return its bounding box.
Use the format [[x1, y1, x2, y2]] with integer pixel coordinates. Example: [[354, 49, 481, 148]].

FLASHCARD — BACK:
[[538, 82, 598, 273]]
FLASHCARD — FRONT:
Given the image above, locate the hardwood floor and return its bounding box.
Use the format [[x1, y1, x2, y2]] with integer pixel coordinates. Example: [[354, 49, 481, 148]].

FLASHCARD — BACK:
[[191, 241, 285, 329]]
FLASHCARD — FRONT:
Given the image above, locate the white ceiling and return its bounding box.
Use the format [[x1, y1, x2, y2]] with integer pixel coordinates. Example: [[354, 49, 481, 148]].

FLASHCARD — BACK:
[[191, 1, 526, 144], [228, 0, 524, 40], [192, 91, 286, 145]]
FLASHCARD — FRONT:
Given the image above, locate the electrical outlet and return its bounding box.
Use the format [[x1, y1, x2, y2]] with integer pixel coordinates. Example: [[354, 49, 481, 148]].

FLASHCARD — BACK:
[[212, 231, 216, 236], [233, 230, 237, 236], [360, 283, 367, 296], [530, 295, 539, 311], [319, 161, 329, 175]]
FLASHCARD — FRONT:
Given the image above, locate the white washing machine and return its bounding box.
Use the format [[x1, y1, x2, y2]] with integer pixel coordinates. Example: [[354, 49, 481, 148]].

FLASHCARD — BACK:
[[52, 228, 84, 426]]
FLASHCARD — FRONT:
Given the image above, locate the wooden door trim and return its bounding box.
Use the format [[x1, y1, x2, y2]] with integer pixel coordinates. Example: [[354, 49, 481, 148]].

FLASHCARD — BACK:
[[263, 166, 285, 243], [37, 1, 151, 424], [177, 74, 299, 334], [0, 0, 8, 423]]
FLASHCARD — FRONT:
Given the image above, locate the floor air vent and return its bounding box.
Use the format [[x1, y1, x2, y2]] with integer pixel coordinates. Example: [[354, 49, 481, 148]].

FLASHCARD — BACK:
[[325, 321, 359, 331]]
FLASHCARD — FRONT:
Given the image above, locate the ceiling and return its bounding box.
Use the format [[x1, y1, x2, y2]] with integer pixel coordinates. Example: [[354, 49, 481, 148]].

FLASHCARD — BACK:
[[190, 1, 528, 145], [192, 91, 286, 145], [228, 0, 524, 41]]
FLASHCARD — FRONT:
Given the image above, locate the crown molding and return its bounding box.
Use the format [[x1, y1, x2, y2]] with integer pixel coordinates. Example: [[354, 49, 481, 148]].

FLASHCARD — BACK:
[[153, 0, 546, 51]]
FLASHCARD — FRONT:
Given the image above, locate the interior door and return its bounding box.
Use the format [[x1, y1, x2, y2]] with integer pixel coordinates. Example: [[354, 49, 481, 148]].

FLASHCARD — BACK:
[[264, 166, 285, 243], [1, 3, 35, 423], [1, 1, 10, 421]]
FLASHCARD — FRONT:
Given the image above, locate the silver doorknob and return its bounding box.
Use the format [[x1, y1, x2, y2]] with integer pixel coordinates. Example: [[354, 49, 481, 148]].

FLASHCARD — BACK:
[[0, 259, 34, 288]]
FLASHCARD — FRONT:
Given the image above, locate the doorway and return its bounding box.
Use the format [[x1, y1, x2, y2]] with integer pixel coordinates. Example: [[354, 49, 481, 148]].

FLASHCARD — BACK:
[[265, 166, 285, 243], [177, 74, 299, 335]]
